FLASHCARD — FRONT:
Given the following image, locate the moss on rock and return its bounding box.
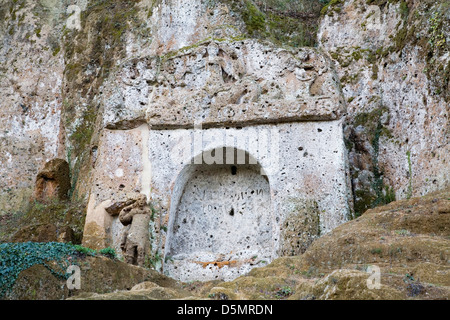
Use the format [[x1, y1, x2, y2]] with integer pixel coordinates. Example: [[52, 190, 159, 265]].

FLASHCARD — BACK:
[[204, 188, 450, 300]]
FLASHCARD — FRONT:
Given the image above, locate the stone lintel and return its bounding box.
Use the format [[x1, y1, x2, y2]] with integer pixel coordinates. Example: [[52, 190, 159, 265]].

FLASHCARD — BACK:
[[146, 98, 343, 130]]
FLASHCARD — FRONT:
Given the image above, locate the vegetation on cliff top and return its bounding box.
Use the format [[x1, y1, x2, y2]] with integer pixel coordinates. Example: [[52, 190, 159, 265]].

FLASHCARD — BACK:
[[226, 0, 327, 47]]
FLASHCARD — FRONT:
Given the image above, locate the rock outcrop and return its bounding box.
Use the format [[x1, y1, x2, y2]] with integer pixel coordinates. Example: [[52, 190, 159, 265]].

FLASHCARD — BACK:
[[71, 187, 450, 300]]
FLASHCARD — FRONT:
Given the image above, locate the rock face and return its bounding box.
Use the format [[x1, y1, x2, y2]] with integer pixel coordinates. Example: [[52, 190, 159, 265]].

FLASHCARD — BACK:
[[77, 0, 352, 282], [204, 187, 450, 300], [2, 164, 449, 301], [0, 0, 66, 215], [0, 0, 448, 287], [69, 188, 450, 300], [279, 199, 320, 256], [319, 0, 450, 215], [104, 40, 345, 130]]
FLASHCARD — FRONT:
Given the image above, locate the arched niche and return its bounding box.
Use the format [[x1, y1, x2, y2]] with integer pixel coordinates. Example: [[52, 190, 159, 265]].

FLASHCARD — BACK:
[[164, 147, 274, 282]]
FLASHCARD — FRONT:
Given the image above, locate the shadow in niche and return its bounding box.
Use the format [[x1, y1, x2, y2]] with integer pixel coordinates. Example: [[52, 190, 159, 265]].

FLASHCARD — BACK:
[[164, 147, 273, 282]]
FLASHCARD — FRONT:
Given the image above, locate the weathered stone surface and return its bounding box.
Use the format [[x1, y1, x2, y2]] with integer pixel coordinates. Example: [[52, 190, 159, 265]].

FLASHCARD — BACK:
[[2, 254, 192, 300], [292, 269, 404, 300], [319, 0, 450, 214], [82, 125, 152, 255], [201, 188, 450, 300], [164, 163, 273, 281], [82, 200, 115, 250], [299, 188, 450, 272], [9, 188, 440, 301], [280, 199, 320, 256], [67, 285, 194, 300], [130, 281, 160, 291], [57, 226, 76, 243], [437, 199, 450, 214], [121, 213, 152, 266], [3, 199, 86, 244], [1, 0, 448, 298], [84, 116, 352, 281]]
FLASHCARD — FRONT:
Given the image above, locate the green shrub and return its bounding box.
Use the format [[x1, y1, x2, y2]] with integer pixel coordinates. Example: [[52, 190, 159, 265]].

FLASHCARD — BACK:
[[98, 247, 117, 259]]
